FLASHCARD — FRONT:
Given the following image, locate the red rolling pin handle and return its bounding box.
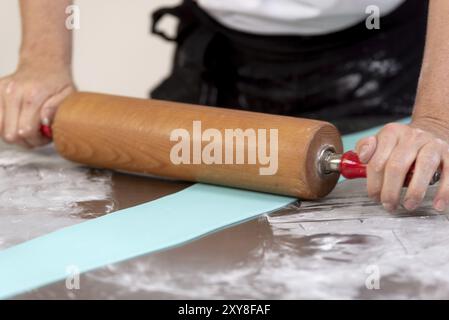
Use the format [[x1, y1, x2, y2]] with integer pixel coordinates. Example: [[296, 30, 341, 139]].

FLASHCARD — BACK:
[[40, 124, 53, 139], [340, 151, 441, 186], [339, 151, 367, 179]]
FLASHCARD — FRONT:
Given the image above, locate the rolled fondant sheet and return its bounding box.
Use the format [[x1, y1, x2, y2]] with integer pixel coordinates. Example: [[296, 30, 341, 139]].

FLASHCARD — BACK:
[[0, 120, 408, 298], [0, 184, 293, 298]]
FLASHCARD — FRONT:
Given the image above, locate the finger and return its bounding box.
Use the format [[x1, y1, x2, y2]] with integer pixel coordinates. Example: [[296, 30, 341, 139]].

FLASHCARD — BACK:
[[2, 81, 30, 148], [18, 90, 50, 147], [356, 136, 377, 163], [40, 86, 73, 124], [366, 127, 400, 203], [433, 149, 449, 212], [404, 143, 442, 211], [380, 128, 432, 211], [381, 138, 428, 211]]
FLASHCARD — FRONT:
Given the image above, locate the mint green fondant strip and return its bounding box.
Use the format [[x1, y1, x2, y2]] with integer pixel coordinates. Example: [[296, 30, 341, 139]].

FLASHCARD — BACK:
[[0, 185, 294, 298], [0, 118, 410, 298]]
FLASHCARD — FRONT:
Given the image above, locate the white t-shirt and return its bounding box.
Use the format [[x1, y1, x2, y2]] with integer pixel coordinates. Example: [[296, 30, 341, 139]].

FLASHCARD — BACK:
[[196, 0, 406, 35]]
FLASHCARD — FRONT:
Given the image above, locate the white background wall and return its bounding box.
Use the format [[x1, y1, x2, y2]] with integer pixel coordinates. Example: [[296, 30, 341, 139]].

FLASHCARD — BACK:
[[0, 0, 180, 98]]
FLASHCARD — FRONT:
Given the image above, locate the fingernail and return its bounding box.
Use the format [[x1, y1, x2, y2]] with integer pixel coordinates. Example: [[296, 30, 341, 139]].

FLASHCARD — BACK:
[[41, 118, 50, 126], [383, 203, 396, 213], [403, 199, 419, 211], [434, 199, 447, 212], [358, 145, 369, 162]]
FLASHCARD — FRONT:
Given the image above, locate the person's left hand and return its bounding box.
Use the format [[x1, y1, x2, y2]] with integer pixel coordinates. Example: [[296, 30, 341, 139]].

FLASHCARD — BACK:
[[355, 120, 449, 213]]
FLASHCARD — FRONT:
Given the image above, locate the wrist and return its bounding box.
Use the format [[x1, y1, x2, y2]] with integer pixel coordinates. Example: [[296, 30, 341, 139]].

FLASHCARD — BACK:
[[19, 43, 72, 70], [18, 52, 72, 71], [411, 115, 449, 142]]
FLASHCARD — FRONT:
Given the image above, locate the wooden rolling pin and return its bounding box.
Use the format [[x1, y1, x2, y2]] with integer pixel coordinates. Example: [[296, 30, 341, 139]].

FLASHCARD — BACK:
[[41, 92, 442, 199], [41, 92, 344, 199]]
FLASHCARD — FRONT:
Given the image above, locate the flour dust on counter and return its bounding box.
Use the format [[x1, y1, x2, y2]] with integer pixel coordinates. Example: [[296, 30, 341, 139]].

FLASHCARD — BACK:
[[0, 143, 114, 250], [42, 180, 449, 300]]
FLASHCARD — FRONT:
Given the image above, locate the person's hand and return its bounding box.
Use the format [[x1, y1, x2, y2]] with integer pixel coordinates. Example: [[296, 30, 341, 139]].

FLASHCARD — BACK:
[[0, 59, 75, 148], [355, 120, 449, 213]]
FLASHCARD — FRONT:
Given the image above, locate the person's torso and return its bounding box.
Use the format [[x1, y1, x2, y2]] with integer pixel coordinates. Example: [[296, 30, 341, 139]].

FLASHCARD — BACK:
[[196, 0, 406, 35]]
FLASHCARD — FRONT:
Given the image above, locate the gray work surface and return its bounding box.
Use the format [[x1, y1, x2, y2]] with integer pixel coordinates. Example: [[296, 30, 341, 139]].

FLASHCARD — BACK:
[[1, 143, 448, 299]]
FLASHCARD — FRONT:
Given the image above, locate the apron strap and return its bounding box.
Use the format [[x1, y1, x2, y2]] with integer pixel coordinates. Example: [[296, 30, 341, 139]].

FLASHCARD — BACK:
[[151, 6, 181, 42], [151, 0, 198, 42]]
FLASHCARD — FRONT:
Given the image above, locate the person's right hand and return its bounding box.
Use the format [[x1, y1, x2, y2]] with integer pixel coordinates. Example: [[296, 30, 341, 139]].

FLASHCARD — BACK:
[[0, 60, 75, 148]]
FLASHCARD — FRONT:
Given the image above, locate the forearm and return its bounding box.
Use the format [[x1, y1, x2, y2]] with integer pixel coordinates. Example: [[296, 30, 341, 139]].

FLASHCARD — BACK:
[[19, 0, 73, 68], [413, 0, 449, 136]]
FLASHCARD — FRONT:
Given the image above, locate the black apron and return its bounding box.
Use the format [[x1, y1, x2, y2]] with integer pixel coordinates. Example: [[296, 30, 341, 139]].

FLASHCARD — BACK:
[[150, 0, 428, 134]]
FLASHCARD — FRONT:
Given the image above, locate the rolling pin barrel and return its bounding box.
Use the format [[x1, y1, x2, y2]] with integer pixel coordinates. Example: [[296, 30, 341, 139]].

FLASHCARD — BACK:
[[50, 92, 343, 199]]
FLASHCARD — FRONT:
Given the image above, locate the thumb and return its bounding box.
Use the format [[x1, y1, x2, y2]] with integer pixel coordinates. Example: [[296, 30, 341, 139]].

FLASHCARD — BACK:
[[40, 86, 74, 125], [355, 136, 377, 164]]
